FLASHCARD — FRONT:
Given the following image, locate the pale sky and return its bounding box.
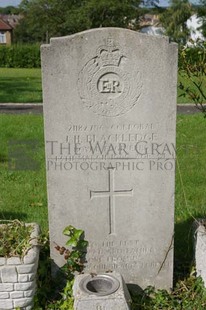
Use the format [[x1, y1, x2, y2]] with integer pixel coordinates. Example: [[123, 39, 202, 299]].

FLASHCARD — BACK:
[[0, 0, 172, 8], [0, 0, 200, 9], [0, 0, 21, 7]]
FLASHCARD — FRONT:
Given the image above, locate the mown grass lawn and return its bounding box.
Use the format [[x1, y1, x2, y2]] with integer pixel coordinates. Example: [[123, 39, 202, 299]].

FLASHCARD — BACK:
[[0, 113, 206, 308], [0, 68, 42, 103], [0, 67, 205, 104], [0, 114, 47, 231], [175, 114, 206, 271]]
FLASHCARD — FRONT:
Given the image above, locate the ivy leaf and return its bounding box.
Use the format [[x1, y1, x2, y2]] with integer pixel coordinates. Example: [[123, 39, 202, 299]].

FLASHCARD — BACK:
[[78, 240, 88, 248], [70, 251, 79, 259], [63, 225, 74, 237], [67, 258, 76, 266], [66, 236, 78, 247], [73, 229, 83, 240]]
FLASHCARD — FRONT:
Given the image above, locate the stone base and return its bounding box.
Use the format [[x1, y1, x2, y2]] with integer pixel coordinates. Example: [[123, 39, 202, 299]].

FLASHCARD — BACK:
[[194, 219, 206, 286], [73, 272, 131, 310], [0, 223, 40, 310]]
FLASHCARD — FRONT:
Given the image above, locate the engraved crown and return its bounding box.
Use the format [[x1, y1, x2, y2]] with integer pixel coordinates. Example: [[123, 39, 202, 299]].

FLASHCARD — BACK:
[[97, 39, 122, 67]]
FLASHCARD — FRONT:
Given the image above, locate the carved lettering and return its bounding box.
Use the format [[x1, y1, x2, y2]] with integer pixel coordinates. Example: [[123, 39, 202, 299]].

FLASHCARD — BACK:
[[67, 123, 160, 132], [98, 73, 122, 95]]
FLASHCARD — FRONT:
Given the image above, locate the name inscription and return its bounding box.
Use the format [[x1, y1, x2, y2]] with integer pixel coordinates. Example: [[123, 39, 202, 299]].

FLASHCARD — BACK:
[[46, 122, 175, 171]]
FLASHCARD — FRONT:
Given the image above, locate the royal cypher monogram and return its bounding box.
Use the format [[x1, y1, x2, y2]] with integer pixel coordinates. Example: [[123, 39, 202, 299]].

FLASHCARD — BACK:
[[78, 38, 142, 117]]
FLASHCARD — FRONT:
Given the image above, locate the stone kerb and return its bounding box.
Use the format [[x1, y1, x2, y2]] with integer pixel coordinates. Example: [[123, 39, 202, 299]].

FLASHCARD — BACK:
[[0, 223, 40, 310]]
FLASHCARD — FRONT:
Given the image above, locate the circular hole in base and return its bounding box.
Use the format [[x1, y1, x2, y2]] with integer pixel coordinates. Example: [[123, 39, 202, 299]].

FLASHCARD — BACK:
[[86, 278, 113, 294], [80, 274, 120, 296]]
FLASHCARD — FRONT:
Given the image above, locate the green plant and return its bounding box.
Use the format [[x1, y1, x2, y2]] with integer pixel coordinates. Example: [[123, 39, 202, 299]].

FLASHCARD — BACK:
[[0, 44, 41, 68], [15, 0, 142, 43], [34, 232, 55, 309], [179, 41, 206, 115], [0, 219, 33, 258], [159, 0, 192, 45], [60, 226, 88, 276], [47, 225, 88, 309], [131, 269, 206, 309]]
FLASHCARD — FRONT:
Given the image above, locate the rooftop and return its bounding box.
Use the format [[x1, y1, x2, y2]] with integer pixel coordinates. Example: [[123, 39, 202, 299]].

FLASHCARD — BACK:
[[0, 18, 12, 30]]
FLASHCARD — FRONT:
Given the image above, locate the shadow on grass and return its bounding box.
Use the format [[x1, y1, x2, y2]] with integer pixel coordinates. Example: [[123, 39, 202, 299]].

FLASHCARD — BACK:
[[0, 211, 27, 222], [0, 153, 7, 163], [0, 77, 42, 103], [174, 214, 206, 283]]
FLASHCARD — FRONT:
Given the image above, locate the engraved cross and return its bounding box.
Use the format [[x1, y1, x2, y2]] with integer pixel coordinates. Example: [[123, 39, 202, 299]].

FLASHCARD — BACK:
[[90, 168, 133, 235]]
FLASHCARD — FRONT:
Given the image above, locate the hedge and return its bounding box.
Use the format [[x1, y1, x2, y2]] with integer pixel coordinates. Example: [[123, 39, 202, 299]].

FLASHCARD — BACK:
[[0, 44, 41, 68], [0, 42, 205, 69]]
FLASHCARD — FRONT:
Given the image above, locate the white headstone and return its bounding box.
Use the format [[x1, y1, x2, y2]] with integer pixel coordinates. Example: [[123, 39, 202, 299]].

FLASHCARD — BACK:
[[41, 28, 177, 290]]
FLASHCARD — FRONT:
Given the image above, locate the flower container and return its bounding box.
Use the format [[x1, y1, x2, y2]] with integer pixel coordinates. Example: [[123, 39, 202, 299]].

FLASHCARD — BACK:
[[0, 223, 40, 310]]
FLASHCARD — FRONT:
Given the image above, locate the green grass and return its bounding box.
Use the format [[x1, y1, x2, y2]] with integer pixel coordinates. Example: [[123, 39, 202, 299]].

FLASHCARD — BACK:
[[175, 114, 206, 273], [0, 67, 205, 104], [0, 114, 47, 232], [0, 68, 42, 103]]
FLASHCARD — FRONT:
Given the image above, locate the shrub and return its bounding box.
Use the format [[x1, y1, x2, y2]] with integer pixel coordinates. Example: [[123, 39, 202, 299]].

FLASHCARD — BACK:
[[178, 41, 206, 69], [178, 41, 206, 114], [0, 44, 41, 68]]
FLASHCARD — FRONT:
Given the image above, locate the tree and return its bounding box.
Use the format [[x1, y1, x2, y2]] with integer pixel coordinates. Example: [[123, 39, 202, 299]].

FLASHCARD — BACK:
[[198, 0, 206, 38], [0, 6, 20, 14], [179, 41, 206, 116], [14, 0, 142, 43], [160, 0, 192, 45], [14, 0, 74, 43]]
